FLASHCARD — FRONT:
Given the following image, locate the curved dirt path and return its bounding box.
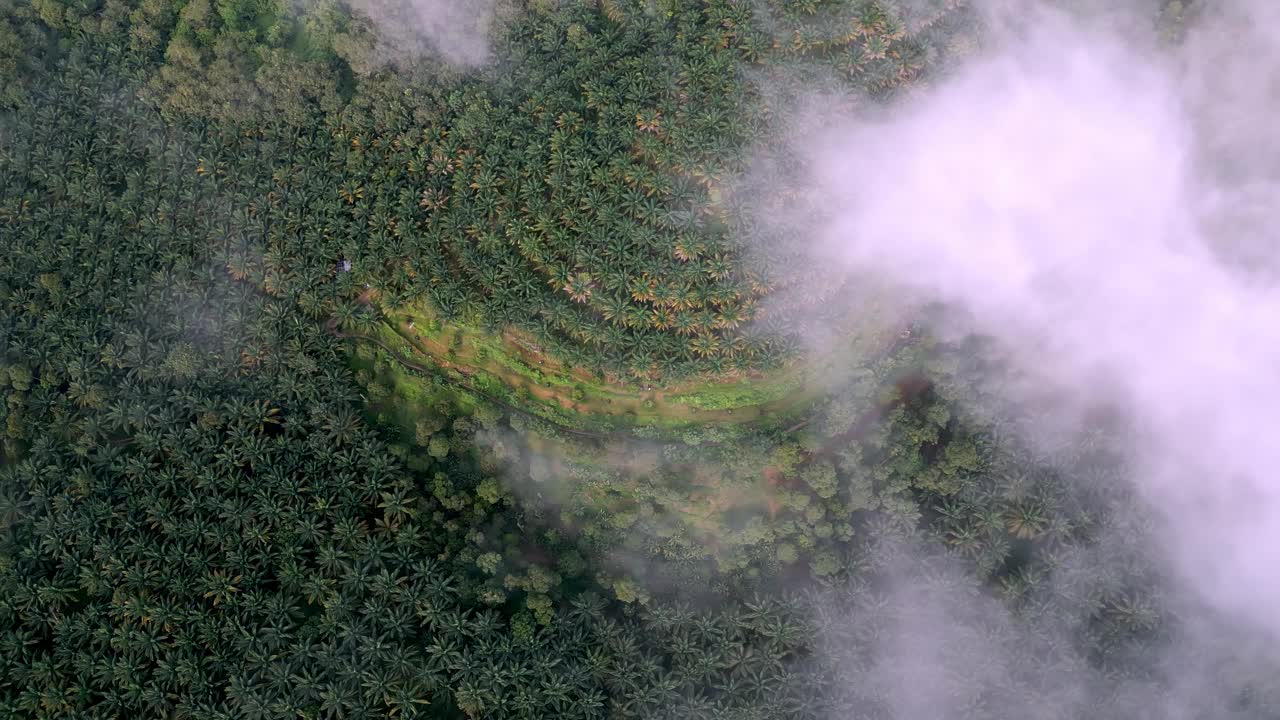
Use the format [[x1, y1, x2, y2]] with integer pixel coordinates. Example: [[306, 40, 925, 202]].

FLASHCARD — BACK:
[[379, 313, 821, 428], [334, 327, 621, 440], [338, 293, 914, 438]]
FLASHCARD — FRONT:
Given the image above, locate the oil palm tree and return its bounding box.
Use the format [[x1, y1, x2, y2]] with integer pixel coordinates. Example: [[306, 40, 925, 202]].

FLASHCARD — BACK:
[[563, 272, 594, 304]]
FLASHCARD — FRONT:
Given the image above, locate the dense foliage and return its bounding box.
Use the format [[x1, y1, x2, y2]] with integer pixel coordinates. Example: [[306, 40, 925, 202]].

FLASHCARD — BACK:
[[6, 0, 1270, 719]]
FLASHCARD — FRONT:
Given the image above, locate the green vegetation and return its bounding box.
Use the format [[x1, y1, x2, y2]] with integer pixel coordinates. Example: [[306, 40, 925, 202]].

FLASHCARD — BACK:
[[0, 0, 1247, 719], [342, 298, 888, 434]]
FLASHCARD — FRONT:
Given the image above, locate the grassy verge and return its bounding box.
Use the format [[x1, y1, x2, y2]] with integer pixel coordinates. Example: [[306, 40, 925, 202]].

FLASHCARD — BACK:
[[340, 292, 910, 443], [380, 303, 825, 430]]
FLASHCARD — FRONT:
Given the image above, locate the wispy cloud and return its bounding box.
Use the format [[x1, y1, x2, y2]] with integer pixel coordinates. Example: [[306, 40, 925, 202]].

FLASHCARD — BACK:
[[766, 0, 1280, 715], [343, 0, 501, 68]]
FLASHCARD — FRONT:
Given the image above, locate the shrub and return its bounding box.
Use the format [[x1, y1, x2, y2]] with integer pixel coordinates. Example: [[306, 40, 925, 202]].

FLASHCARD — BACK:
[[428, 435, 450, 460], [801, 460, 839, 499], [776, 543, 798, 564]]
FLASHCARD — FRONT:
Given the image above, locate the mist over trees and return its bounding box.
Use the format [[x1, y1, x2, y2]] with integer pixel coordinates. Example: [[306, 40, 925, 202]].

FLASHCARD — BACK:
[[3, 0, 1276, 718]]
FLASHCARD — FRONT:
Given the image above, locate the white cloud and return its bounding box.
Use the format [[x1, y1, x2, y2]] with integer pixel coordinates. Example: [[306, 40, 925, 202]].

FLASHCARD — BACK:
[[802, 0, 1280, 641], [762, 2, 1280, 716], [345, 0, 499, 68]]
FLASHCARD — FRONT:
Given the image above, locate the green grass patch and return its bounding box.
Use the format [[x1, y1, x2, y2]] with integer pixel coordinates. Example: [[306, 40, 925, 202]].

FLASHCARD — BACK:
[[666, 374, 804, 411], [341, 299, 912, 445]]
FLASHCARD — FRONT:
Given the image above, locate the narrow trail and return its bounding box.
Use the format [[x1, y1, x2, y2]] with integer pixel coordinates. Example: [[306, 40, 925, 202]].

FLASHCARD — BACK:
[[341, 291, 833, 430], [333, 326, 621, 440], [376, 307, 819, 420], [333, 299, 918, 444], [336, 324, 832, 443], [381, 313, 817, 425]]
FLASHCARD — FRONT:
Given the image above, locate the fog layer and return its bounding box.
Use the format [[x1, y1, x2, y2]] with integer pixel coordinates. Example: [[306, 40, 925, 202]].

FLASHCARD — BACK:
[[806, 0, 1280, 642], [755, 2, 1280, 718], [344, 0, 498, 67]]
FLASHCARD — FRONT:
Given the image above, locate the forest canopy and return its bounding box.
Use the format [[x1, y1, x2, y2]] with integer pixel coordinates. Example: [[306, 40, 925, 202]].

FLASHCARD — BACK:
[[5, 0, 1276, 719]]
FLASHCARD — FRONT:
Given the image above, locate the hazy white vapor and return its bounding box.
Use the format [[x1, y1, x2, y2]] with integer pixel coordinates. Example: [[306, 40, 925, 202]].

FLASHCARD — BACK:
[[346, 0, 499, 68], [747, 2, 1280, 712], [803, 0, 1280, 641]]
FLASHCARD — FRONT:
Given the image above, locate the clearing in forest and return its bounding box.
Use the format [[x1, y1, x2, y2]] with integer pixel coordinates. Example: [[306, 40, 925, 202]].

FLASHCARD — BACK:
[[341, 299, 905, 436]]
